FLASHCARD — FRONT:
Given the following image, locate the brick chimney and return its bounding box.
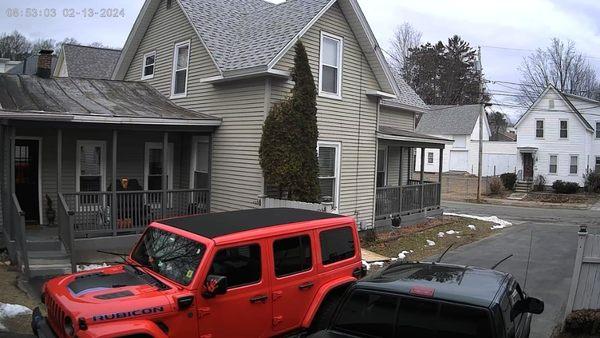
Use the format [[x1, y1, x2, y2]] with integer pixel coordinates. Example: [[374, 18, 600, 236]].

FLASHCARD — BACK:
[[36, 49, 53, 78]]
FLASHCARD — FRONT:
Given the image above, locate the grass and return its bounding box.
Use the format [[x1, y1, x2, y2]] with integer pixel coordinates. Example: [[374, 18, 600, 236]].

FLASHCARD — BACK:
[[363, 215, 503, 262]]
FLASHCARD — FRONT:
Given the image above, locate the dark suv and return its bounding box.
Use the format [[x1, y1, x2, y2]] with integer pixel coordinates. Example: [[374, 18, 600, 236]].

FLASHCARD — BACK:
[[309, 261, 544, 338]]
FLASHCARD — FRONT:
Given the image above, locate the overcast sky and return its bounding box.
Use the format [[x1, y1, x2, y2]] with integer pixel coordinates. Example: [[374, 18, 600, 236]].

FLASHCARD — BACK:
[[2, 0, 600, 121]]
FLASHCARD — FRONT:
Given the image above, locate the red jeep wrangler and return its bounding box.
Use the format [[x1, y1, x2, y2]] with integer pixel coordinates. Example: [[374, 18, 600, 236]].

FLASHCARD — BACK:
[[32, 208, 364, 338]]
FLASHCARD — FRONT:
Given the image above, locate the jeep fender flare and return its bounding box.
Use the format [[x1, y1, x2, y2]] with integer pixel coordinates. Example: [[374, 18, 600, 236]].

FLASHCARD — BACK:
[[301, 276, 356, 328], [76, 319, 168, 338]]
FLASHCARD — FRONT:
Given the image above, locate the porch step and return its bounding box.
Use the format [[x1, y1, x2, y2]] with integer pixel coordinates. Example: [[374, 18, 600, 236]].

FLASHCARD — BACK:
[[515, 181, 533, 193], [27, 257, 72, 278], [26, 239, 62, 252], [28, 250, 69, 260]]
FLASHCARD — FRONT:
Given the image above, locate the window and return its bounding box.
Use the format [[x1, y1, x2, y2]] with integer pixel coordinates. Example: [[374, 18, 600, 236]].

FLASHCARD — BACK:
[[191, 136, 209, 189], [333, 291, 398, 337], [570, 155, 578, 174], [171, 41, 190, 97], [596, 157, 600, 173], [427, 152, 434, 164], [319, 32, 343, 98], [209, 244, 261, 289], [141, 51, 156, 80], [320, 227, 355, 265], [437, 303, 493, 338], [535, 120, 544, 138], [560, 120, 568, 138], [376, 147, 387, 188], [317, 141, 341, 209], [273, 235, 312, 277], [549, 155, 558, 174], [76, 140, 105, 194], [144, 143, 174, 192], [396, 297, 438, 337], [596, 122, 600, 139]]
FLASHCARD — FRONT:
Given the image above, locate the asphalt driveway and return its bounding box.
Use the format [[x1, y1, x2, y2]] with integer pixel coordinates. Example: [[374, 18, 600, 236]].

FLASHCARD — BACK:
[[441, 201, 600, 338]]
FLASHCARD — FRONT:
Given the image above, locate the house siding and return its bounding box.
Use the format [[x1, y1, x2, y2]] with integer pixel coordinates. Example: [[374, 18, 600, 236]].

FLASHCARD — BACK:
[[379, 107, 414, 130], [272, 3, 382, 228], [123, 0, 266, 212]]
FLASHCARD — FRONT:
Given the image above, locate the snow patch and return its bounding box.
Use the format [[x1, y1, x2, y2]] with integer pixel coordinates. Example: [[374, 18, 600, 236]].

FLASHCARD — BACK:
[[437, 232, 445, 238], [0, 302, 32, 330], [77, 263, 111, 272], [445, 212, 512, 229], [426, 240, 436, 246], [467, 224, 477, 230], [398, 250, 410, 259], [446, 230, 459, 235], [362, 260, 386, 271]]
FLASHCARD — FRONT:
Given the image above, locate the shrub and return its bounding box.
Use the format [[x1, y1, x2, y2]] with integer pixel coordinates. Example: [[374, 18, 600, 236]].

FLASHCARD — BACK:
[[552, 180, 580, 194], [532, 175, 546, 192], [564, 309, 600, 335], [584, 170, 600, 193], [500, 173, 517, 190], [489, 177, 503, 195]]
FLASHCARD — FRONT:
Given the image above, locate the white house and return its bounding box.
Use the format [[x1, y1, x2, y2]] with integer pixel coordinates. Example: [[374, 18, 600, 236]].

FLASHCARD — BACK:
[[415, 105, 517, 176], [515, 85, 600, 186]]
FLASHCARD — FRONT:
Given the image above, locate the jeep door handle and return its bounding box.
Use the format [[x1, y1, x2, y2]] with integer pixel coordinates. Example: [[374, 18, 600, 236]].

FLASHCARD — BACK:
[[299, 282, 314, 290], [249, 295, 268, 303]]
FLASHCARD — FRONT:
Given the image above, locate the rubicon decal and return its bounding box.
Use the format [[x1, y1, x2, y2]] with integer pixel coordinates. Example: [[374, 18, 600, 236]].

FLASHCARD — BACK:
[[92, 306, 164, 321]]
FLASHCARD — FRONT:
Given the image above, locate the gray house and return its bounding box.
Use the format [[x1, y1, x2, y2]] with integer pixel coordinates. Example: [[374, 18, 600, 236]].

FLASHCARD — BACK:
[[1, 0, 448, 276]]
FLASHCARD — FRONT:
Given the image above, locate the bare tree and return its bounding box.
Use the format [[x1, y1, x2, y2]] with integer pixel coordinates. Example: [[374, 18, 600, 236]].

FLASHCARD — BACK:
[[31, 38, 56, 53], [389, 22, 422, 77], [0, 30, 32, 60], [53, 37, 79, 56], [519, 38, 599, 105]]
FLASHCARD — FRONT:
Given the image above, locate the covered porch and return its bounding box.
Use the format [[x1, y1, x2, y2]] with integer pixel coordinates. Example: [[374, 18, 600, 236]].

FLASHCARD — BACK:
[[0, 75, 220, 277], [374, 126, 451, 227]]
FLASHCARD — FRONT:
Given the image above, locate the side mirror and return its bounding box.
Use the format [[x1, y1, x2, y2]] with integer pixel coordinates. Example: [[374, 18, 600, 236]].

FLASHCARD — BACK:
[[202, 275, 227, 298], [524, 297, 544, 314]]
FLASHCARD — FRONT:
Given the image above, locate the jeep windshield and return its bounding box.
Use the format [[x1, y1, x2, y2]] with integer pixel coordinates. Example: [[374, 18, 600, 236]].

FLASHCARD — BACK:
[[131, 227, 205, 285]]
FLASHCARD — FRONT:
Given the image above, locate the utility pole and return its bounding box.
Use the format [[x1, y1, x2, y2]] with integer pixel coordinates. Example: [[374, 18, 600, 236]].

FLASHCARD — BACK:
[[477, 46, 484, 202]]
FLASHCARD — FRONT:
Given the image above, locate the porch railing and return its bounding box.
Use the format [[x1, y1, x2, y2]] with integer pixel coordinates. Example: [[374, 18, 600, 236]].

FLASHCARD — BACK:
[[11, 193, 29, 276], [57, 195, 75, 254], [375, 183, 441, 219], [61, 189, 210, 238]]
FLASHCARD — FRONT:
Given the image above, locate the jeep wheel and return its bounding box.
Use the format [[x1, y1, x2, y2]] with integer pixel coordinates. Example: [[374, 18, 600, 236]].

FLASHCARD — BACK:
[[308, 286, 347, 332]]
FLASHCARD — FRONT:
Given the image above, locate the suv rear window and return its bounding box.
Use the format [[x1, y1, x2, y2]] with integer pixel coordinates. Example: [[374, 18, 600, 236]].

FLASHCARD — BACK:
[[273, 235, 312, 277], [333, 290, 397, 337], [320, 227, 355, 265], [209, 244, 261, 289]]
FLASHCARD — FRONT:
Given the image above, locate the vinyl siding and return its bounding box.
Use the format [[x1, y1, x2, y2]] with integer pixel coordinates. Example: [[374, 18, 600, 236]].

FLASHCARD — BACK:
[[272, 3, 382, 229], [379, 107, 414, 130], [123, 0, 266, 212]]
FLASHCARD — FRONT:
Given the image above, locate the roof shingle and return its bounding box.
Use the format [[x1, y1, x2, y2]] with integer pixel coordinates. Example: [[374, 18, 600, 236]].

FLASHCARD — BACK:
[[416, 104, 480, 135], [63, 44, 121, 79]]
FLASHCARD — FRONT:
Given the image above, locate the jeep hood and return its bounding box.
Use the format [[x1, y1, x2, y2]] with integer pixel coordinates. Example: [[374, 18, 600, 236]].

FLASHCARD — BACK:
[[44, 265, 178, 324]]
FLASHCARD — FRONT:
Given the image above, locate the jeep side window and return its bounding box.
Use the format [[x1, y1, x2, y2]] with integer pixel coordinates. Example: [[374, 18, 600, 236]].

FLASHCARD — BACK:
[[333, 290, 398, 337], [273, 235, 312, 277], [208, 244, 261, 289], [320, 226, 355, 265]]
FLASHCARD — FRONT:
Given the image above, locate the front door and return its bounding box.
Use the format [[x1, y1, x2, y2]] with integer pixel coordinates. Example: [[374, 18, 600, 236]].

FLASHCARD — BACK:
[[14, 139, 40, 224], [523, 153, 533, 181], [197, 241, 272, 337]]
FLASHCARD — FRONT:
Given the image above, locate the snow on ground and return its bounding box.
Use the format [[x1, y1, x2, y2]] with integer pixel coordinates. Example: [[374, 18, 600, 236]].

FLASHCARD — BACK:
[[426, 240, 436, 246], [398, 250, 410, 259], [362, 260, 386, 271], [468, 224, 477, 230], [77, 263, 111, 272], [0, 303, 32, 331], [437, 232, 445, 238], [445, 230, 459, 235], [445, 212, 512, 229]]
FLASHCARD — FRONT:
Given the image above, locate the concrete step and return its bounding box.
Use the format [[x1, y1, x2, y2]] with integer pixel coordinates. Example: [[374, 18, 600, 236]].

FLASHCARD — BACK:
[[27, 257, 72, 278], [28, 250, 69, 260], [27, 239, 62, 252]]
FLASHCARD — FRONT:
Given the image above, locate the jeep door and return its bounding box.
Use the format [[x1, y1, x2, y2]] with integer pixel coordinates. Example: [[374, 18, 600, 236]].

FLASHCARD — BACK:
[[197, 240, 272, 337], [269, 231, 317, 335]]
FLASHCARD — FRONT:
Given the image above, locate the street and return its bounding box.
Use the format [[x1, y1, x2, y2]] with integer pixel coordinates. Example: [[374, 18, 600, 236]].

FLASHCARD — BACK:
[[442, 201, 600, 338]]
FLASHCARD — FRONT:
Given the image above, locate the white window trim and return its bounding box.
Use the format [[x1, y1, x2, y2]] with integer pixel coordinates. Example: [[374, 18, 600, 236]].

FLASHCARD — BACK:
[[377, 145, 388, 187], [144, 142, 174, 191], [549, 154, 558, 175], [170, 40, 190, 99], [559, 119, 569, 139], [535, 119, 544, 139], [318, 31, 343, 100], [14, 136, 43, 223], [189, 136, 210, 189], [569, 154, 579, 175], [317, 141, 342, 213], [75, 140, 107, 209], [141, 51, 156, 80]]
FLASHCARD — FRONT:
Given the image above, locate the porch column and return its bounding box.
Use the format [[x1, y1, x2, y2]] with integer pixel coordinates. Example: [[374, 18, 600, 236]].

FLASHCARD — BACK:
[[420, 147, 425, 211], [112, 130, 118, 236], [0, 125, 5, 237], [438, 148, 443, 183], [56, 130, 62, 194], [398, 147, 403, 186], [162, 132, 168, 218], [8, 126, 15, 239]]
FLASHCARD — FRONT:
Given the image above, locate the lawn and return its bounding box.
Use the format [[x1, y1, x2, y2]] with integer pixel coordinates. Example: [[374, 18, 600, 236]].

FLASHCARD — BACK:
[[363, 215, 505, 262]]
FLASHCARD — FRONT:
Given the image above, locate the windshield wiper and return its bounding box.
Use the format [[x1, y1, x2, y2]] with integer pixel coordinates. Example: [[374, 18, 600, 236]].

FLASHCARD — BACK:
[[96, 250, 168, 290]]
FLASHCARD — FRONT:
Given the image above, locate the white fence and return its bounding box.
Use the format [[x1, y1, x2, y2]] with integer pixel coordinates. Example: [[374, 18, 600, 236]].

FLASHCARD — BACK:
[[257, 195, 334, 213], [565, 227, 600, 319]]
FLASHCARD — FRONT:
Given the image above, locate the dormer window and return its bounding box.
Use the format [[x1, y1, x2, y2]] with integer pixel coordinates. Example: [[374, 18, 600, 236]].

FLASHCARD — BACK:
[[319, 32, 343, 99], [141, 51, 156, 80], [171, 41, 190, 98]]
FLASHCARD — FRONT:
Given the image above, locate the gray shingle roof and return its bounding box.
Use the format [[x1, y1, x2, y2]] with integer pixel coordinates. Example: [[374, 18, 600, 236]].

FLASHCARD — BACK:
[[381, 73, 427, 111], [379, 125, 451, 144], [0, 74, 220, 123], [63, 44, 121, 79], [178, 0, 331, 71], [416, 104, 480, 135]]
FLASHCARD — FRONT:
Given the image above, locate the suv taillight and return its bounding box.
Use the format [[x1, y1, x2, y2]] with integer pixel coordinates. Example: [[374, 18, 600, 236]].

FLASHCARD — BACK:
[[409, 286, 435, 298]]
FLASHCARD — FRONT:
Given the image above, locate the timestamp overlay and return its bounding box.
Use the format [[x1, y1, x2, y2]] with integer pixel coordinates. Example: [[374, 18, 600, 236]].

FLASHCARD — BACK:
[[4, 7, 126, 18]]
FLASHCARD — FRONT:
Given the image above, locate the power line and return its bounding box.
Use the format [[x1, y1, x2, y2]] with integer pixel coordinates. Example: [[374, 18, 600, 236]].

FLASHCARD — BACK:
[[481, 45, 600, 61]]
